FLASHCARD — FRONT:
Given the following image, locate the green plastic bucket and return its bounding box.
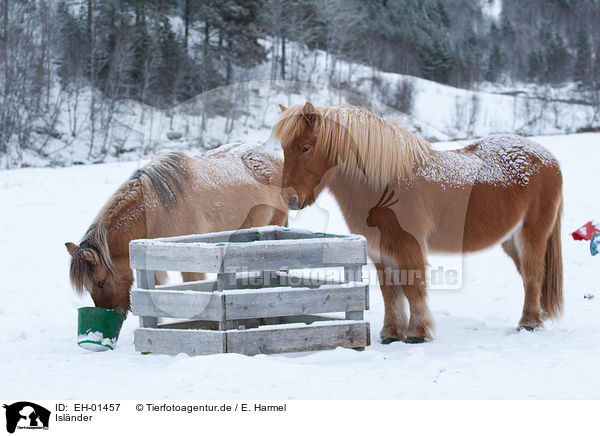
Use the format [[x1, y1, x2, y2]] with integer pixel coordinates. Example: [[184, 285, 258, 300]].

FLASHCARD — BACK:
[[77, 307, 127, 352]]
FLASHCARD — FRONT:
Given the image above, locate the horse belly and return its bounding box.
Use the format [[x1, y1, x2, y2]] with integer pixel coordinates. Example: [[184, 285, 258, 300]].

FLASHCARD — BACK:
[[427, 183, 528, 253]]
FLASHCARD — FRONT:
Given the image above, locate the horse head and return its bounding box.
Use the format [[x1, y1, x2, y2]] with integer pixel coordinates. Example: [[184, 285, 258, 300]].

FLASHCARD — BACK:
[[65, 241, 132, 309], [275, 102, 333, 210]]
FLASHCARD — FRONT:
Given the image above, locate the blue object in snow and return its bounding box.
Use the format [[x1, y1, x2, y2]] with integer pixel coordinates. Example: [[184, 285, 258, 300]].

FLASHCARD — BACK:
[[591, 232, 600, 256]]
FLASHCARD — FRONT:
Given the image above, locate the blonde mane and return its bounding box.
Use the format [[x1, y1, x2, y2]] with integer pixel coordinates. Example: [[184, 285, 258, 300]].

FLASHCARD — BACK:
[[273, 104, 432, 188]]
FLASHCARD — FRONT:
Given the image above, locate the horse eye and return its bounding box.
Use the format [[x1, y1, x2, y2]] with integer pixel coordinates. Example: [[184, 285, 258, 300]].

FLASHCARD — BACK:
[[302, 146, 310, 153], [98, 279, 106, 289]]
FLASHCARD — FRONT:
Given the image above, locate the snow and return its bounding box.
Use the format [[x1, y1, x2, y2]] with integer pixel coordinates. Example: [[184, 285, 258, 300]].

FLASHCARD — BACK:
[[416, 134, 559, 187], [6, 39, 599, 169], [77, 331, 118, 352], [481, 0, 503, 21], [1, 133, 599, 399]]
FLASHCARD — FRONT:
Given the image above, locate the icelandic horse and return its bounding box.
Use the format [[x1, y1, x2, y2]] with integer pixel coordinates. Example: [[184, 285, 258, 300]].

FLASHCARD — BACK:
[[274, 102, 563, 343], [65, 143, 287, 309]]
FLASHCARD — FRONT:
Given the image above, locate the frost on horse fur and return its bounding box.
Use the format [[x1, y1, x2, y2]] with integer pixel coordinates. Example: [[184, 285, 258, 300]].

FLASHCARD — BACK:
[[275, 102, 563, 343], [65, 143, 287, 309]]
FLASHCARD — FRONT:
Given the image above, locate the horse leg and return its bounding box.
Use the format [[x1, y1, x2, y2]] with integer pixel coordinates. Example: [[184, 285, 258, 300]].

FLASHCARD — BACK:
[[516, 227, 548, 330], [181, 272, 206, 282], [375, 262, 407, 343], [502, 238, 522, 275], [388, 240, 433, 342]]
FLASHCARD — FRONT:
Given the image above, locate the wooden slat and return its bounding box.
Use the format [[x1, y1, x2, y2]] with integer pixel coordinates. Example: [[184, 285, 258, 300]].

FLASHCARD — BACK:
[[134, 328, 225, 355], [129, 243, 224, 273], [275, 272, 344, 288], [130, 230, 367, 274], [224, 283, 368, 320], [147, 226, 330, 244], [130, 289, 223, 321], [220, 238, 367, 273], [135, 269, 158, 328], [226, 321, 369, 355]]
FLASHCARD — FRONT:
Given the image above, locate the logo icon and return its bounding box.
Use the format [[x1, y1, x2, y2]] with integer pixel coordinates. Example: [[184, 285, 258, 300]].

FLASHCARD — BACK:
[[3, 402, 50, 433]]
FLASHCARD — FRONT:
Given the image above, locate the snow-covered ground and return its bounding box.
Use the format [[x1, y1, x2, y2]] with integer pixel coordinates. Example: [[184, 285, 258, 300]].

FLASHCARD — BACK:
[[1, 133, 599, 399]]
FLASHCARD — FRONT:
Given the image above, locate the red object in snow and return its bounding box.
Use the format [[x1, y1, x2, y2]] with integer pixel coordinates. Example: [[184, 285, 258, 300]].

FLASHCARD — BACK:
[[571, 221, 600, 241]]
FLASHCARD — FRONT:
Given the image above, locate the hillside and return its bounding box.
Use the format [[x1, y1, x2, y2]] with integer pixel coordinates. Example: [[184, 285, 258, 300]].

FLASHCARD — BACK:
[[2, 0, 600, 168], [4, 44, 599, 169]]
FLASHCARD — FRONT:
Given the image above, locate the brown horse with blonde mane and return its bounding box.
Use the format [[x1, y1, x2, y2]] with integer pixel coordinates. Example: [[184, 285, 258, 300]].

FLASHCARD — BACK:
[[65, 143, 287, 309], [274, 102, 563, 343]]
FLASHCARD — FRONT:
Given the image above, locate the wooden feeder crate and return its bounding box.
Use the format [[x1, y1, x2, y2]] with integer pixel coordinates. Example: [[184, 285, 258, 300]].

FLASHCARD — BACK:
[[129, 226, 370, 356]]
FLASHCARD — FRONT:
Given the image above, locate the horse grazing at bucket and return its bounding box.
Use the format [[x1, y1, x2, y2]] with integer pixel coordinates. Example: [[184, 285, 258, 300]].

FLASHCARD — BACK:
[[274, 102, 563, 343], [65, 143, 287, 309]]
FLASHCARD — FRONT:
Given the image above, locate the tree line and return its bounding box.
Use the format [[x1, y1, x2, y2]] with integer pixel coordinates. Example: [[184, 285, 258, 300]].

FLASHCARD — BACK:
[[1, 0, 600, 163]]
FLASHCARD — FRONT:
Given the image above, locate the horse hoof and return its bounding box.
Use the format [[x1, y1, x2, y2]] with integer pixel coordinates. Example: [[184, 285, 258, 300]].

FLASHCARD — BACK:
[[404, 336, 426, 344], [517, 325, 536, 332], [380, 336, 401, 344]]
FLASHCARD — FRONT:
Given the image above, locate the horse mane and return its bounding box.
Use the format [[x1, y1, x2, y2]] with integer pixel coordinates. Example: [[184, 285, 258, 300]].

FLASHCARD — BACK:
[[69, 222, 112, 295], [273, 104, 432, 188], [69, 152, 190, 295]]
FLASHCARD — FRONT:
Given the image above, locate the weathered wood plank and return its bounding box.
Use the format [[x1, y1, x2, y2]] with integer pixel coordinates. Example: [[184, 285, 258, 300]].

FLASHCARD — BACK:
[[276, 272, 344, 288], [220, 239, 367, 273], [135, 269, 157, 328], [224, 283, 368, 320], [130, 289, 223, 321], [134, 328, 225, 355], [226, 321, 369, 355], [129, 243, 224, 273], [147, 226, 330, 244], [130, 232, 367, 273]]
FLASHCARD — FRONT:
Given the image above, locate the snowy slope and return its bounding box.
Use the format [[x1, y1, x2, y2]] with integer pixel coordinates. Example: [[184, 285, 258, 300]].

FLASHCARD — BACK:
[[1, 133, 599, 399], [115, 69, 598, 158], [7, 39, 599, 169]]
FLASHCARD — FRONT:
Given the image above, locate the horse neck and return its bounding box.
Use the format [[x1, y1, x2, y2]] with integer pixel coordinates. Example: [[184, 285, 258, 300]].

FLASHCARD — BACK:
[[326, 168, 381, 223], [101, 190, 148, 260]]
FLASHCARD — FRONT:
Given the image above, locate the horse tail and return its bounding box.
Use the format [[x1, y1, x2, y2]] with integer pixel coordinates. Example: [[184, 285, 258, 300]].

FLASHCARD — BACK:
[[541, 199, 563, 319]]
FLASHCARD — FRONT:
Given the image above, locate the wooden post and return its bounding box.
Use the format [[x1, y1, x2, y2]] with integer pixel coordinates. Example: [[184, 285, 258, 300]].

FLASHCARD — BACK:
[[135, 269, 157, 328], [217, 272, 235, 331], [216, 272, 235, 290], [344, 265, 362, 283], [345, 265, 363, 321]]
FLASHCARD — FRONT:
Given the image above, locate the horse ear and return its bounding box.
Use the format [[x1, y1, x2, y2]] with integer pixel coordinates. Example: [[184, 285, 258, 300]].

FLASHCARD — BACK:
[[81, 249, 99, 265], [278, 104, 287, 113], [65, 242, 79, 256], [302, 101, 315, 115], [301, 102, 317, 128]]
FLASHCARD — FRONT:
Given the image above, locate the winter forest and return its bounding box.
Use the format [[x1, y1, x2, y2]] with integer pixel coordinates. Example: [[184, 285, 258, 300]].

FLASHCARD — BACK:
[[2, 0, 600, 167]]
